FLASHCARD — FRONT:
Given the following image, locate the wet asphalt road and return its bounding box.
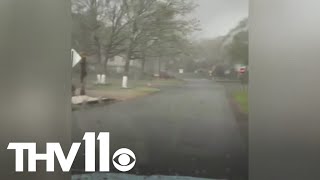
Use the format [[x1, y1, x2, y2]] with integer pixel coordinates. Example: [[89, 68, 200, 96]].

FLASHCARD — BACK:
[[72, 79, 247, 179]]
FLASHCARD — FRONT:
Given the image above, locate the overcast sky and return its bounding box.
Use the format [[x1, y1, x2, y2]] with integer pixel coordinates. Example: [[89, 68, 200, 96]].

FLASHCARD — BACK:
[[192, 0, 248, 39]]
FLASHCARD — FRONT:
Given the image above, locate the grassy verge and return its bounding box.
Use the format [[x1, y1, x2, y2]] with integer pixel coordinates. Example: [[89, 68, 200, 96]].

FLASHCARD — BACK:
[[77, 78, 183, 101], [87, 85, 160, 101], [232, 91, 248, 114]]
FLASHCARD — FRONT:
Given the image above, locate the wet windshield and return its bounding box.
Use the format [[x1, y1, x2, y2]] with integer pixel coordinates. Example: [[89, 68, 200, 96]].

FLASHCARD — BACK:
[[71, 0, 248, 179]]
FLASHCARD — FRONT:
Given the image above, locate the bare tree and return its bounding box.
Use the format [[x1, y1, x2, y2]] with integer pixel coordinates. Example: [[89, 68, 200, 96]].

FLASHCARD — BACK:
[[99, 0, 130, 77], [72, 0, 105, 64], [129, 0, 199, 76]]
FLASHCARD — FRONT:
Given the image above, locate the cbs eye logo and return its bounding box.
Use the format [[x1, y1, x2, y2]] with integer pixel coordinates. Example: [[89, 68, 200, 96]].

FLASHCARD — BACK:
[[112, 148, 136, 172]]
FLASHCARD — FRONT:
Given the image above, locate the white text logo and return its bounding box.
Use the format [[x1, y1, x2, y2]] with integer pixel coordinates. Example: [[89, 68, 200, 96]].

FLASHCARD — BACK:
[[7, 132, 136, 172]]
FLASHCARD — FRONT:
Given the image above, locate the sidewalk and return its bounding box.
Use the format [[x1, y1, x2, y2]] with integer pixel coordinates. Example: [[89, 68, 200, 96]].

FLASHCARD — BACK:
[[71, 95, 113, 105]]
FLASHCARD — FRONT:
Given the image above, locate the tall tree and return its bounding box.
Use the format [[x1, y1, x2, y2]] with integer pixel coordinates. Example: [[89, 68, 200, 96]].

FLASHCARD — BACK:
[[98, 0, 130, 77], [223, 18, 248, 65], [127, 0, 199, 76], [71, 0, 104, 62], [121, 0, 158, 76], [228, 30, 248, 65]]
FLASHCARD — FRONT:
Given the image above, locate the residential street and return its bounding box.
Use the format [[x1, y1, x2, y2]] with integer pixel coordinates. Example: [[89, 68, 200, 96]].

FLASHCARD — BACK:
[[72, 79, 247, 179]]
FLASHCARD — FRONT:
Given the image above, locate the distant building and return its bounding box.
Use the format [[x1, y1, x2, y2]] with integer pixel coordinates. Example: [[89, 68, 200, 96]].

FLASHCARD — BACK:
[[82, 54, 141, 74], [107, 56, 141, 73]]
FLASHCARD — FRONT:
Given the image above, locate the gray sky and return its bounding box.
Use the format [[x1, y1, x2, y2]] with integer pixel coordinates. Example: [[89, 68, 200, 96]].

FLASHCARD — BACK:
[[192, 0, 248, 39]]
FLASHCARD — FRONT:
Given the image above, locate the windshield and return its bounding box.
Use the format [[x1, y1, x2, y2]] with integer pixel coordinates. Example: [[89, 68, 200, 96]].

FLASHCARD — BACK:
[[71, 0, 248, 179]]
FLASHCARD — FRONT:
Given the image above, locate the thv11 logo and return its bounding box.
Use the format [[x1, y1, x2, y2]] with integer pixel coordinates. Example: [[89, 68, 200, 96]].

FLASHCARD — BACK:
[[7, 132, 136, 172]]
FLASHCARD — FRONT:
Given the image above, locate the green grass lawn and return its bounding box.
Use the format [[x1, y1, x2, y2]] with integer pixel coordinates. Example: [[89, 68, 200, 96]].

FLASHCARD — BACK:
[[233, 91, 248, 114]]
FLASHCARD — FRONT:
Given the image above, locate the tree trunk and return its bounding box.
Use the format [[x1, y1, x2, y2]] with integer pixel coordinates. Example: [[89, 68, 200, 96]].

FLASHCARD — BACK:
[[122, 53, 131, 88], [124, 49, 132, 76], [122, 58, 130, 88], [96, 36, 104, 84], [103, 56, 109, 77], [140, 58, 146, 79], [96, 36, 102, 65], [124, 58, 130, 76], [158, 57, 161, 76]]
